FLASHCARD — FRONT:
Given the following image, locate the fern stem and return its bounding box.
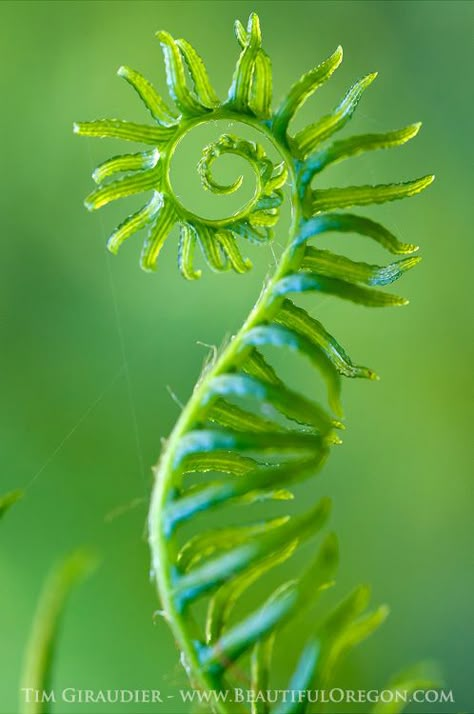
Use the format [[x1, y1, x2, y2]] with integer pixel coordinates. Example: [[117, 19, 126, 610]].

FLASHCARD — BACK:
[[148, 119, 302, 706]]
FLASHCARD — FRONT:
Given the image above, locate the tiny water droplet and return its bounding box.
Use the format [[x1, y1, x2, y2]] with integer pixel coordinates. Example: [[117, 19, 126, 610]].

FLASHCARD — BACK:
[[152, 609, 168, 623], [180, 651, 192, 676]]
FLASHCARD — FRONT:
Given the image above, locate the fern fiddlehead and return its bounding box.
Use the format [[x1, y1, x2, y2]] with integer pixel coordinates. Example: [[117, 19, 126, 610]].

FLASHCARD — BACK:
[[76, 13, 433, 712]]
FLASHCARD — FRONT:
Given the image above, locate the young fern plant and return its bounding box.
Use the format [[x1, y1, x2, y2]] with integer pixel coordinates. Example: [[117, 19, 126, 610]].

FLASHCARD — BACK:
[[75, 13, 433, 712]]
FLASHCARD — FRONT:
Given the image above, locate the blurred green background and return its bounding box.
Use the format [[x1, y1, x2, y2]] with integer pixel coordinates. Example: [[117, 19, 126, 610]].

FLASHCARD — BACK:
[[1, 1, 472, 712]]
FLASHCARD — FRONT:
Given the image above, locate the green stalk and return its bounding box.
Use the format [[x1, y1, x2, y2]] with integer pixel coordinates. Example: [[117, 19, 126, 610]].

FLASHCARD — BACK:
[[148, 115, 303, 708]]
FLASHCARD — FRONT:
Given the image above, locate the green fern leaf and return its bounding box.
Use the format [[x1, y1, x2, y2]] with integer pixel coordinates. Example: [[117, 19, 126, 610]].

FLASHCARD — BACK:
[[73, 118, 176, 144], [309, 175, 434, 214], [117, 65, 178, 124], [175, 38, 220, 109], [157, 31, 211, 115], [92, 149, 159, 184], [272, 45, 343, 138], [273, 641, 319, 714], [293, 213, 420, 255], [301, 247, 421, 286], [274, 272, 409, 307], [292, 73, 377, 159], [75, 12, 435, 712], [303, 123, 421, 177], [275, 299, 376, 380]]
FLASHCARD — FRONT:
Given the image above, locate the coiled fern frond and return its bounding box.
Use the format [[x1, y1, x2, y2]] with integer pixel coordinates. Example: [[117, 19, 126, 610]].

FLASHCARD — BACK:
[[76, 13, 433, 712]]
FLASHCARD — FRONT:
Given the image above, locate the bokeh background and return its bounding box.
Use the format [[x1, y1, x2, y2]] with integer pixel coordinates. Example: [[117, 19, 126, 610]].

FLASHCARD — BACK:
[[1, 1, 472, 712]]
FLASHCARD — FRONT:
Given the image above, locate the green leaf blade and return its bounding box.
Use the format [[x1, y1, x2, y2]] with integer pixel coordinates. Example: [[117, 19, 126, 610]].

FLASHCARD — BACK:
[[294, 213, 420, 255], [274, 272, 409, 308], [273, 640, 320, 714], [107, 192, 162, 254], [272, 46, 343, 138], [73, 119, 176, 145], [92, 149, 159, 184], [301, 247, 421, 287], [140, 198, 177, 271], [216, 231, 252, 273], [276, 299, 376, 380], [20, 551, 97, 714], [175, 38, 220, 109], [292, 73, 377, 159], [242, 325, 343, 417], [304, 123, 421, 177], [117, 65, 178, 125], [202, 372, 335, 435], [157, 31, 210, 116], [84, 165, 161, 211], [227, 13, 262, 114], [178, 223, 201, 280], [310, 175, 435, 214], [200, 585, 298, 676]]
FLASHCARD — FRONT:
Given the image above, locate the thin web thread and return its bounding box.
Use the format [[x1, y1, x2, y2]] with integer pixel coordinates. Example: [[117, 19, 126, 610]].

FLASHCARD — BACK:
[[25, 365, 126, 490], [85, 141, 148, 494]]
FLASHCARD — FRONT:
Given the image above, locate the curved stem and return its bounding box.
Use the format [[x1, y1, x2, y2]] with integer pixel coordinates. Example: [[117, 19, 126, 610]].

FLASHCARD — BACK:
[[148, 116, 304, 709]]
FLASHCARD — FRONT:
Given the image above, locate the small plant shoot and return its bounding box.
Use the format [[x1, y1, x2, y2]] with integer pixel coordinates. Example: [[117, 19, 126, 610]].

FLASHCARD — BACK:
[[73, 12, 434, 713]]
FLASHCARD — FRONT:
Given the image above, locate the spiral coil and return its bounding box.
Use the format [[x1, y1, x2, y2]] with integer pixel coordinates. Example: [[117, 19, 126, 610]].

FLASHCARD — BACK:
[[76, 12, 433, 712]]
